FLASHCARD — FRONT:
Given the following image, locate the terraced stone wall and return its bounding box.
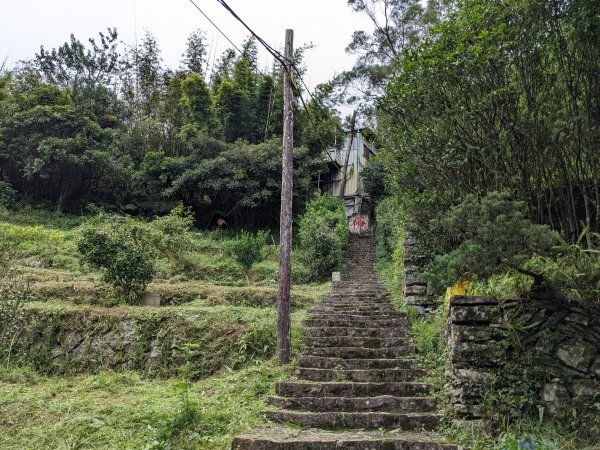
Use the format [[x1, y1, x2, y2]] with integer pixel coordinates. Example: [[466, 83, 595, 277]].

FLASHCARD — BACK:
[[403, 233, 436, 315], [446, 295, 600, 428], [4, 304, 275, 378]]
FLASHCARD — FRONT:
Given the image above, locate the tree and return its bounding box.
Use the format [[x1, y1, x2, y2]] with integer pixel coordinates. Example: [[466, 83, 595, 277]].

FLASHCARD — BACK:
[[0, 77, 119, 211], [33, 29, 120, 95], [179, 73, 214, 130], [335, 0, 443, 121], [378, 0, 600, 242], [181, 29, 207, 76], [166, 138, 324, 229]]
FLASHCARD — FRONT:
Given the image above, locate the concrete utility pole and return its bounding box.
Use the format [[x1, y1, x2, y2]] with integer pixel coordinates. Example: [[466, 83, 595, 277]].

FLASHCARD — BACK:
[[339, 111, 357, 200], [277, 29, 294, 365]]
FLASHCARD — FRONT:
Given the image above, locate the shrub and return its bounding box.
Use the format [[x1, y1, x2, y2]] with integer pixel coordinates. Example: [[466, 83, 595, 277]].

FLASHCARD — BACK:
[[525, 237, 600, 304], [299, 196, 348, 281], [223, 230, 268, 277], [420, 191, 563, 294], [361, 159, 387, 202], [374, 196, 403, 262], [0, 181, 16, 208], [152, 203, 195, 270], [0, 232, 34, 364], [78, 217, 157, 303]]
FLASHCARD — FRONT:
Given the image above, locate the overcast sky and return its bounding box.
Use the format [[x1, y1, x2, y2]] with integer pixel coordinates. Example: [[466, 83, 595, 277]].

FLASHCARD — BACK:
[[0, 0, 373, 93]]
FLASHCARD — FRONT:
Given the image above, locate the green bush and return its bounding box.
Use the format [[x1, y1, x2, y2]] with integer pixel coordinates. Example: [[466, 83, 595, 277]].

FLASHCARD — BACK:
[[78, 217, 157, 304], [299, 196, 348, 281], [152, 203, 195, 270], [0, 181, 16, 208], [361, 159, 387, 202], [223, 230, 268, 275], [420, 192, 563, 294], [525, 237, 600, 304], [374, 196, 403, 262]]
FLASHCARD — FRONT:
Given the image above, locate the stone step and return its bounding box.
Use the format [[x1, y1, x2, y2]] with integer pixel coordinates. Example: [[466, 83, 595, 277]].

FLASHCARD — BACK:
[[309, 310, 403, 319], [325, 292, 389, 299], [232, 430, 460, 450], [304, 327, 409, 338], [311, 305, 397, 313], [326, 296, 390, 302], [263, 410, 442, 431], [305, 318, 408, 329], [308, 312, 406, 321], [319, 300, 393, 307], [276, 381, 432, 398], [266, 395, 437, 413], [293, 367, 427, 382], [303, 336, 412, 349], [298, 356, 420, 370], [318, 298, 394, 304], [303, 346, 415, 359]]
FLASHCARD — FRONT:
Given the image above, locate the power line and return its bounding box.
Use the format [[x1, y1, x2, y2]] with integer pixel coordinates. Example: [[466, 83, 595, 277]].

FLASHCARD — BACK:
[[187, 0, 243, 57], [211, 0, 347, 146], [186, 0, 344, 160], [214, 0, 291, 66]]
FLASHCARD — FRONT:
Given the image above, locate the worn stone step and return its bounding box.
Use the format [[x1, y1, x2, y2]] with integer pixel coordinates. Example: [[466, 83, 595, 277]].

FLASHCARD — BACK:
[[320, 298, 392, 304], [319, 301, 393, 308], [298, 356, 420, 370], [317, 299, 395, 306], [309, 312, 404, 321], [304, 327, 409, 338], [294, 367, 427, 382], [303, 336, 412, 349], [231, 429, 460, 450], [264, 410, 442, 431], [266, 395, 437, 413], [305, 318, 408, 329], [304, 346, 415, 359], [308, 313, 406, 321], [276, 381, 431, 398], [311, 305, 398, 313], [325, 293, 389, 300]]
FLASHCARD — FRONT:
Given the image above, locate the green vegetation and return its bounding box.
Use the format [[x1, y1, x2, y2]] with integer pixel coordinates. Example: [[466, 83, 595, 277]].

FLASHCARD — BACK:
[[372, 196, 599, 449], [0, 361, 290, 449], [78, 217, 158, 303], [298, 196, 348, 281], [0, 209, 326, 448], [0, 29, 342, 226], [224, 230, 269, 280], [418, 192, 564, 295]]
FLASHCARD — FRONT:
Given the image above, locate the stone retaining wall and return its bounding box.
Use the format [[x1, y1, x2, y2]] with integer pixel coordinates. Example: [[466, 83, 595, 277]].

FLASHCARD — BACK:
[[5, 304, 274, 378], [446, 295, 600, 427], [403, 233, 436, 315]]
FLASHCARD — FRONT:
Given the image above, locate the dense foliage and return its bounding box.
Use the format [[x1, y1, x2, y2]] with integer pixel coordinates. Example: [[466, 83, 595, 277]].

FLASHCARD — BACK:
[[299, 196, 348, 280], [378, 0, 600, 244], [0, 30, 341, 228], [419, 192, 564, 293], [224, 230, 269, 276], [78, 217, 158, 303]]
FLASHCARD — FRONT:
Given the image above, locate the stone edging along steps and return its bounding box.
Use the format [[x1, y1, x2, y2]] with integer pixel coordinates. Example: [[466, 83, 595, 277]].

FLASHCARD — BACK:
[[232, 234, 461, 449]]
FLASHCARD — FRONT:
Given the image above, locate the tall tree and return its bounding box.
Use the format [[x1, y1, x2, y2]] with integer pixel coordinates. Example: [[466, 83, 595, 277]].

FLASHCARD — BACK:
[[336, 0, 443, 121], [181, 29, 207, 76]]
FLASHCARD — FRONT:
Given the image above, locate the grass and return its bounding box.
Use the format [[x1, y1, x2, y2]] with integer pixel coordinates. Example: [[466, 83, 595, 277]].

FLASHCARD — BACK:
[[0, 207, 327, 448], [1, 211, 316, 287], [0, 361, 292, 450]]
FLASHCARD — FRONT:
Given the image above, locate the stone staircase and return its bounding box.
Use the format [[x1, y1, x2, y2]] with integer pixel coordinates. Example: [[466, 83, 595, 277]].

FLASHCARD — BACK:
[[232, 234, 459, 449]]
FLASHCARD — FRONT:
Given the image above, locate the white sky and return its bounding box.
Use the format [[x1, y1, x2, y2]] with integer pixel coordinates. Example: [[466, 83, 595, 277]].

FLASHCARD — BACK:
[[0, 0, 373, 94]]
